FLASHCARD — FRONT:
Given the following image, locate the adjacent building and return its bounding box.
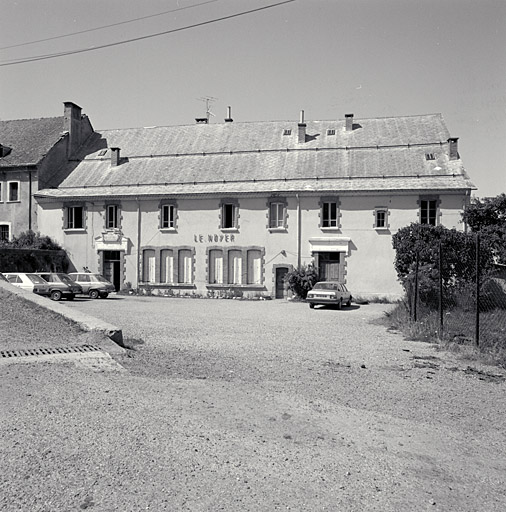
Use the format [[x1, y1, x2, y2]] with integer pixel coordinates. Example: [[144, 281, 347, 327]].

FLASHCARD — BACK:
[[34, 108, 475, 299], [0, 102, 94, 241]]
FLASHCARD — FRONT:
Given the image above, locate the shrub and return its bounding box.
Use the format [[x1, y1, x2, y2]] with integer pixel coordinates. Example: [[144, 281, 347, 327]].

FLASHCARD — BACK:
[[284, 264, 319, 299]]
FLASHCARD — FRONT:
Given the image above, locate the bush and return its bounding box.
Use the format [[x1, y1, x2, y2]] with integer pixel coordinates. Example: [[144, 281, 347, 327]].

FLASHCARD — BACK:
[[284, 264, 319, 299]]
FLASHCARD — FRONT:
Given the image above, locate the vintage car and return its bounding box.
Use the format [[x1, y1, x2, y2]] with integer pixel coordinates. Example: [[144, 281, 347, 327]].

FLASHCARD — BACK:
[[68, 272, 116, 299], [306, 281, 352, 309], [36, 272, 84, 301], [3, 272, 51, 297]]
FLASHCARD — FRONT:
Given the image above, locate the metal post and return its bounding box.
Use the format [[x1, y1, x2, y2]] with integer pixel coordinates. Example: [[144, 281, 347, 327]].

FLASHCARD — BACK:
[[439, 241, 443, 337], [414, 251, 419, 323], [475, 233, 480, 346]]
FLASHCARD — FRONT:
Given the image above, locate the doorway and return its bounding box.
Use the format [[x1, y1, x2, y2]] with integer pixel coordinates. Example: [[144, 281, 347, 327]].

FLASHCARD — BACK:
[[275, 267, 289, 299], [318, 252, 343, 281], [103, 250, 122, 291]]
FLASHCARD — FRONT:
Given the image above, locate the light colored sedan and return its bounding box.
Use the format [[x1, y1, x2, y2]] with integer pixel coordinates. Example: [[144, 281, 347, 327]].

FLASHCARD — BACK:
[[3, 272, 51, 297], [68, 272, 116, 299], [306, 281, 352, 309]]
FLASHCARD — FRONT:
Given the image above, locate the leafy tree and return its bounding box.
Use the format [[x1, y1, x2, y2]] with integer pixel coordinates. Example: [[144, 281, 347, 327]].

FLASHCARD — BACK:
[[0, 230, 62, 250], [462, 194, 506, 264], [285, 264, 319, 299]]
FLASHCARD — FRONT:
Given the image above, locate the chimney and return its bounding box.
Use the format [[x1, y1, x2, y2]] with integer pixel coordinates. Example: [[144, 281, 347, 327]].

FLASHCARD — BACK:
[[298, 110, 306, 143], [195, 118, 208, 124], [345, 113, 354, 132], [448, 137, 459, 160], [225, 106, 233, 123], [64, 101, 82, 158], [110, 147, 120, 167]]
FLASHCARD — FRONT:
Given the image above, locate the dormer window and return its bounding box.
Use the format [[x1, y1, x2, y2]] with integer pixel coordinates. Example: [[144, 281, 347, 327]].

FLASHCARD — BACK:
[[327, 129, 336, 136], [0, 144, 12, 158], [425, 153, 435, 161], [283, 129, 292, 136]]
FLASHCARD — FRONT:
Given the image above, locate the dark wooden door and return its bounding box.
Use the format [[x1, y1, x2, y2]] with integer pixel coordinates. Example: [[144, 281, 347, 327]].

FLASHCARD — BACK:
[[275, 267, 288, 298], [319, 252, 342, 281]]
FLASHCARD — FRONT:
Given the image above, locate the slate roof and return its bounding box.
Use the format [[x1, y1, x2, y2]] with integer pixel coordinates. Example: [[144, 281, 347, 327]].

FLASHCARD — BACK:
[[35, 114, 475, 200], [0, 117, 65, 167]]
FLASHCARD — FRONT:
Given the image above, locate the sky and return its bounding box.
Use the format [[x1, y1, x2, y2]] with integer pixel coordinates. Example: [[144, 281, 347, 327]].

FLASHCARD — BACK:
[[0, 0, 505, 197]]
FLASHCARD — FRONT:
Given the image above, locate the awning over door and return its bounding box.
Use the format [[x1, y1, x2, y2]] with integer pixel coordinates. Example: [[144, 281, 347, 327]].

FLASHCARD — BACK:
[[308, 237, 351, 253]]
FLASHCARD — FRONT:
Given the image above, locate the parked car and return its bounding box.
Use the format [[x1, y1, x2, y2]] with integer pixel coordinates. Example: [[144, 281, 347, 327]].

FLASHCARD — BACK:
[[306, 281, 352, 309], [3, 272, 51, 297], [68, 272, 115, 299], [36, 272, 84, 301]]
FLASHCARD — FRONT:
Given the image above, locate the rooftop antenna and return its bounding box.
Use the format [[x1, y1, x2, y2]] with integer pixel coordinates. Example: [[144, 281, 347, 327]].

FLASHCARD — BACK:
[[197, 96, 217, 123]]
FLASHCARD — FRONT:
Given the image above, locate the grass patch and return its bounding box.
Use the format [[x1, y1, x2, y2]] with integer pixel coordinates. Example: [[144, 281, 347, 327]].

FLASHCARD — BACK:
[[381, 301, 506, 368]]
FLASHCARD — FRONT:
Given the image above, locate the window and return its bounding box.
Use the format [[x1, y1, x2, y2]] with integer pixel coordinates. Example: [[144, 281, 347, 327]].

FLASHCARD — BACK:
[[283, 129, 292, 136], [65, 206, 84, 229], [228, 250, 243, 285], [0, 224, 10, 242], [161, 204, 176, 229], [268, 198, 287, 229], [8, 181, 19, 202], [105, 204, 120, 229], [178, 249, 193, 284], [209, 249, 224, 284], [420, 198, 438, 226], [160, 249, 174, 283], [220, 199, 239, 230], [327, 129, 336, 136], [374, 207, 389, 229], [143, 249, 156, 283], [247, 250, 262, 285], [425, 153, 435, 161], [322, 201, 338, 228]]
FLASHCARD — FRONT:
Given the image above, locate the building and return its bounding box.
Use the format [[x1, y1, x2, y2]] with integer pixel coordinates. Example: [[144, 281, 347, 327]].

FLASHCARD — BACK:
[[0, 102, 94, 241], [34, 109, 475, 299]]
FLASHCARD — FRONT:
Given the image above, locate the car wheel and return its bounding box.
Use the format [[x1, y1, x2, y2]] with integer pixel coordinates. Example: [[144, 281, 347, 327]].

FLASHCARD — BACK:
[[309, 303, 315, 309], [346, 298, 351, 307], [67, 294, 75, 301], [100, 293, 109, 299], [89, 289, 100, 299], [336, 299, 342, 310], [50, 290, 62, 301]]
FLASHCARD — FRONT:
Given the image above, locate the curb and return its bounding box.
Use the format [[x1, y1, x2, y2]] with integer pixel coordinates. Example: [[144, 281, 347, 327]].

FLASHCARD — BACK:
[[0, 281, 125, 350]]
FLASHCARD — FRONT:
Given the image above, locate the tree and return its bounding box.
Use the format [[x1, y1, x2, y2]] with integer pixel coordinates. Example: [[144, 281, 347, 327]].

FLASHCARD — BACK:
[[462, 194, 506, 264], [285, 264, 319, 299], [5, 230, 62, 250]]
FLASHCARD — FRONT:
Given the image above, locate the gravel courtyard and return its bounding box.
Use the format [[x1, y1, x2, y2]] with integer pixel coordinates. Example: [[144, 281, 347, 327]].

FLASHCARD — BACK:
[[1, 295, 505, 511]]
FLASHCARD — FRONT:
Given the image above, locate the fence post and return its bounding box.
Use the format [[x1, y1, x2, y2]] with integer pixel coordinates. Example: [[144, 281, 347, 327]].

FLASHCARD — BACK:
[[439, 241, 443, 338], [475, 233, 480, 346], [414, 251, 419, 322]]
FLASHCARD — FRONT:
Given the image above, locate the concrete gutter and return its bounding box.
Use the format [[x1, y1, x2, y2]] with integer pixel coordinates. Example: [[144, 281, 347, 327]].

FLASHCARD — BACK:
[[0, 281, 124, 349]]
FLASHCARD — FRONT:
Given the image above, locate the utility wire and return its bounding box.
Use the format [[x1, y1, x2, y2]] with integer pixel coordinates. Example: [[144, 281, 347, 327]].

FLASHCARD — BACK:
[[0, 0, 296, 67], [0, 0, 221, 50]]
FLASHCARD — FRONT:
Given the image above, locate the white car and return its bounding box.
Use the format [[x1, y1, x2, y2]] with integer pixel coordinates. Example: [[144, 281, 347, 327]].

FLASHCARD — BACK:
[[306, 281, 352, 309], [68, 272, 116, 299], [3, 272, 51, 297]]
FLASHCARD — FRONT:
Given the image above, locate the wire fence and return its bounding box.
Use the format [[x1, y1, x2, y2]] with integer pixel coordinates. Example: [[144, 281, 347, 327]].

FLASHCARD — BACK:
[[406, 235, 506, 349]]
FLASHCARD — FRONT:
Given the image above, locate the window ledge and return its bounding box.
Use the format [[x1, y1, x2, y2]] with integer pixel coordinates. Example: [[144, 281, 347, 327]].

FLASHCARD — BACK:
[[64, 228, 86, 233], [7, 200, 21, 204], [220, 227, 239, 233], [160, 228, 177, 233], [374, 227, 390, 231], [139, 283, 195, 289], [268, 227, 287, 233], [207, 284, 265, 289], [320, 227, 340, 232]]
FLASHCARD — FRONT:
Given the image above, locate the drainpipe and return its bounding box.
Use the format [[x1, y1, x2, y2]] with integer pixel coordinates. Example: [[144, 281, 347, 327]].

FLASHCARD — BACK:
[[28, 169, 32, 231], [296, 193, 301, 269], [136, 197, 141, 287]]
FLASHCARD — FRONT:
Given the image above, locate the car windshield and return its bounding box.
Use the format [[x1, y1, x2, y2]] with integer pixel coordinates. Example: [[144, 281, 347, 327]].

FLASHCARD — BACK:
[[56, 274, 74, 285], [27, 274, 47, 284], [313, 282, 339, 291], [93, 275, 111, 283]]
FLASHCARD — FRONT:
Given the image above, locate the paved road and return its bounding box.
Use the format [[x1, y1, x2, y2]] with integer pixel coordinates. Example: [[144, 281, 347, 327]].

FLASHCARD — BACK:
[[1, 296, 505, 511]]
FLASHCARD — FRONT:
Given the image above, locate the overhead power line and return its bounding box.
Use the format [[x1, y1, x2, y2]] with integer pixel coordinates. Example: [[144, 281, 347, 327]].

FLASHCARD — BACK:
[[0, 0, 221, 50], [0, 0, 296, 67]]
